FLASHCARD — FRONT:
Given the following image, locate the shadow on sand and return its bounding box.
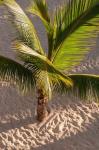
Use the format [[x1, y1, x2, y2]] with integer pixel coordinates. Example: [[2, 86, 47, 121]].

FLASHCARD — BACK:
[[0, 87, 99, 150], [0, 86, 38, 133]]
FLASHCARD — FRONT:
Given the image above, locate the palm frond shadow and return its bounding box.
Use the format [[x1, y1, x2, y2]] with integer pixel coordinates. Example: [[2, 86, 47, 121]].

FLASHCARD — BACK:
[[61, 5, 99, 42]]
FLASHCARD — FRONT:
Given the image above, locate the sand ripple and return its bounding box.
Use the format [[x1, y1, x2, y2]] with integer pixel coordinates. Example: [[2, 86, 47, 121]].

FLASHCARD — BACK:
[[0, 89, 99, 149]]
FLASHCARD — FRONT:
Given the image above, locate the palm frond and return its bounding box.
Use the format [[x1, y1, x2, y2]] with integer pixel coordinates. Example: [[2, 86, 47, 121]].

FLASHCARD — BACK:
[[51, 0, 99, 70], [13, 41, 73, 88], [0, 55, 35, 94], [28, 0, 53, 59], [36, 70, 52, 100], [3, 0, 44, 54], [50, 76, 71, 95], [68, 74, 99, 101], [28, 0, 51, 32], [13, 41, 52, 99], [13, 41, 73, 99]]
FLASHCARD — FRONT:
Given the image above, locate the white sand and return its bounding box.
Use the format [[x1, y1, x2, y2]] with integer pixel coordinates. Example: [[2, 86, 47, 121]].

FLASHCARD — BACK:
[[0, 87, 99, 150], [0, 0, 99, 149]]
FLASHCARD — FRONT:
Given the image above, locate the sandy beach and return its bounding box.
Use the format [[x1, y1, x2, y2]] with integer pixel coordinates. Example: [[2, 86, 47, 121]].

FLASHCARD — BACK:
[[0, 0, 99, 149]]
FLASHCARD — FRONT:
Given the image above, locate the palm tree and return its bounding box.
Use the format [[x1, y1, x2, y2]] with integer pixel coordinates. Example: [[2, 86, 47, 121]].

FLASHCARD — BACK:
[[0, 0, 99, 121]]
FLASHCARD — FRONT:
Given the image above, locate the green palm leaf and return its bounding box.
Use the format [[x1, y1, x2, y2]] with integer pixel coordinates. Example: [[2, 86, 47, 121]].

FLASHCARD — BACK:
[[14, 41, 72, 84], [3, 0, 44, 54], [28, 0, 51, 32], [13, 41, 52, 99], [12, 41, 73, 99], [28, 0, 53, 59], [68, 74, 99, 101], [0, 55, 35, 94], [51, 0, 99, 70]]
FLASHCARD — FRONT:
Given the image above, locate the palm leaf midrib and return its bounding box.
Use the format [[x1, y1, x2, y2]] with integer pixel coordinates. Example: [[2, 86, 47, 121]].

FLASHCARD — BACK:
[[51, 4, 99, 63]]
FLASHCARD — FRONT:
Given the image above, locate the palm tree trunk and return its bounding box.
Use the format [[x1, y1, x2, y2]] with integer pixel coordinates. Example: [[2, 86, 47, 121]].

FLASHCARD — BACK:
[[37, 89, 49, 121]]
